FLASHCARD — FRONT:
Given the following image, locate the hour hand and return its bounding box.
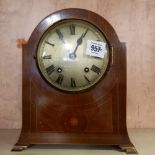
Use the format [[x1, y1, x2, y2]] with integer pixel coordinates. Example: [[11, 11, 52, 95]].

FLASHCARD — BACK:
[[69, 29, 88, 59], [77, 28, 88, 45]]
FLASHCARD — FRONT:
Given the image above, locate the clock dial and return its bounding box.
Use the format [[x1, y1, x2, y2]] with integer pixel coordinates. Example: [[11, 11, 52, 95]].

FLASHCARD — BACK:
[[37, 20, 110, 91]]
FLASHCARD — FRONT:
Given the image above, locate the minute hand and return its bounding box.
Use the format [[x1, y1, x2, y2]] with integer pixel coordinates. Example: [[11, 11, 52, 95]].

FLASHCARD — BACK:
[[69, 29, 88, 59]]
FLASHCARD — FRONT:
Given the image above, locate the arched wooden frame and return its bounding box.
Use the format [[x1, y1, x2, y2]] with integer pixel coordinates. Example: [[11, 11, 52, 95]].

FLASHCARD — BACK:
[[12, 8, 137, 154]]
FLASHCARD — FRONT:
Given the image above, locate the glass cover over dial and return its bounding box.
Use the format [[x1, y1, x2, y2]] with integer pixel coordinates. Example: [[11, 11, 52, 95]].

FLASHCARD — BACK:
[[37, 20, 110, 91]]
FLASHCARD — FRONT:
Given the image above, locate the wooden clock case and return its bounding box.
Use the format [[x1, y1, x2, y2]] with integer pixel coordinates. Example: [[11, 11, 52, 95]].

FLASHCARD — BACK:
[[12, 8, 137, 154]]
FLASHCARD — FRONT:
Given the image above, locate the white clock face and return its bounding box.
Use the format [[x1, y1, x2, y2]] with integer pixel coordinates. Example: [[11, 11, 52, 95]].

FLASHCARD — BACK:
[[37, 20, 110, 92]]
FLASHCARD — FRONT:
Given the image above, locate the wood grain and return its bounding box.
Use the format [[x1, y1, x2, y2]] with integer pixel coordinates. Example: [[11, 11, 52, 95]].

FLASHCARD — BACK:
[[0, 0, 155, 128]]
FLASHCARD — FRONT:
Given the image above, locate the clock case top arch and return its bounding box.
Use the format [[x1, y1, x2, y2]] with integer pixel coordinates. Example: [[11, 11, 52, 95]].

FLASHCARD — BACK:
[[12, 8, 137, 153]]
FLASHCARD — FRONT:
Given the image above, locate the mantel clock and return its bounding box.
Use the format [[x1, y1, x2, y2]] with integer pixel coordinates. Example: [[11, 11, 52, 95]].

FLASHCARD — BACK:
[[12, 8, 137, 154]]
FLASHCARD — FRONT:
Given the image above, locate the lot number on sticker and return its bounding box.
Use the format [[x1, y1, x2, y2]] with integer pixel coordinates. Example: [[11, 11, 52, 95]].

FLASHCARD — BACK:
[[86, 40, 106, 58]]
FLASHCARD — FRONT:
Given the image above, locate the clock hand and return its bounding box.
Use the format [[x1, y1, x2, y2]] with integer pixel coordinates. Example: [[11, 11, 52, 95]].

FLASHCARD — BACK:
[[69, 29, 88, 59]]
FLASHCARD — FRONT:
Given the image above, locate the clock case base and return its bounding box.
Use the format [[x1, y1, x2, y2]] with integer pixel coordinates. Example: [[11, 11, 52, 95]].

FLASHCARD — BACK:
[[12, 134, 137, 154], [12, 8, 137, 154]]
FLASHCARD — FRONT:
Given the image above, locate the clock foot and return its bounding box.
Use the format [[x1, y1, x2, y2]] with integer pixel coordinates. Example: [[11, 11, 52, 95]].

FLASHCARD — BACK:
[[11, 144, 29, 151], [119, 145, 138, 154]]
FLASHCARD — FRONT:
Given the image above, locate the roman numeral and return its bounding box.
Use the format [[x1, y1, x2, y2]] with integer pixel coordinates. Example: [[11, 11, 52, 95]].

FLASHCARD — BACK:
[[91, 65, 101, 74], [56, 29, 65, 43], [70, 24, 75, 35], [84, 75, 91, 83], [45, 41, 55, 47], [43, 55, 52, 59], [55, 74, 64, 85], [46, 65, 55, 75], [71, 78, 76, 88]]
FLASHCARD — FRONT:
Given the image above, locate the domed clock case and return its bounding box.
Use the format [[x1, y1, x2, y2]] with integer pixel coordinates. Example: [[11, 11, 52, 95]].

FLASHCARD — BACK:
[[12, 8, 137, 154]]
